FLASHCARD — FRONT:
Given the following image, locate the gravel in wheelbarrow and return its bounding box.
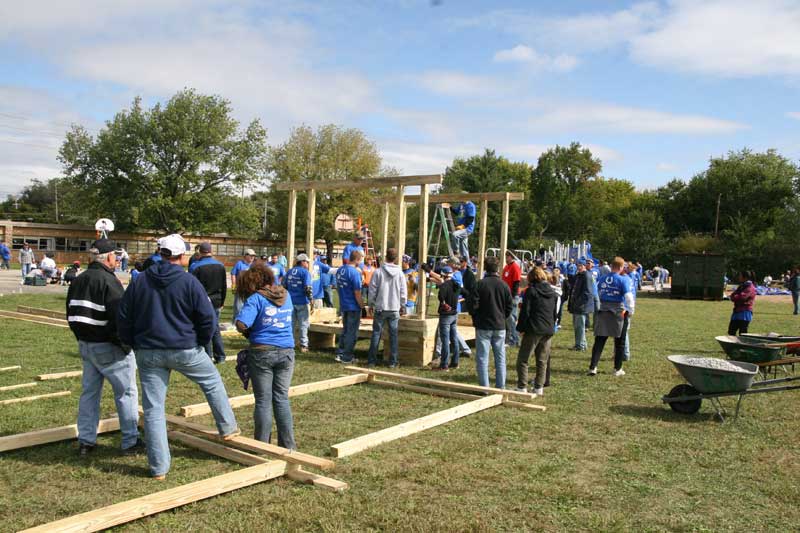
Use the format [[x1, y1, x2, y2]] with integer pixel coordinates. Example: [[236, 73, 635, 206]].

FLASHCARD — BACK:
[[667, 355, 758, 394]]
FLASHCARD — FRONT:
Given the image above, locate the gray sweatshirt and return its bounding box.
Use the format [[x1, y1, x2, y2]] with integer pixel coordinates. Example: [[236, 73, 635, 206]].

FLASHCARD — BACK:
[[368, 262, 407, 313]]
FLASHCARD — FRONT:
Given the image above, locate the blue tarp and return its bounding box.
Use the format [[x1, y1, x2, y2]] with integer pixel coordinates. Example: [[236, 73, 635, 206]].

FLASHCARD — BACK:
[[755, 285, 791, 296]]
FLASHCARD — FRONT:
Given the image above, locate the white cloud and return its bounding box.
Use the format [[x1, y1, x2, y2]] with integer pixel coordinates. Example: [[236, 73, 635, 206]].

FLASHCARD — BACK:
[[493, 45, 578, 72], [787, 112, 800, 120], [379, 141, 479, 175], [411, 71, 506, 97]]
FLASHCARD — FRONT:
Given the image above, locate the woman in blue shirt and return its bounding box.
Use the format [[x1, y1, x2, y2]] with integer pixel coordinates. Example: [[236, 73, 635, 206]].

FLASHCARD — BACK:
[[234, 263, 296, 449]]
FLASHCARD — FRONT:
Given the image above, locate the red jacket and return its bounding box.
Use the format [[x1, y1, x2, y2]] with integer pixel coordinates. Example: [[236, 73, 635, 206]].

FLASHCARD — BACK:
[[730, 281, 756, 313]]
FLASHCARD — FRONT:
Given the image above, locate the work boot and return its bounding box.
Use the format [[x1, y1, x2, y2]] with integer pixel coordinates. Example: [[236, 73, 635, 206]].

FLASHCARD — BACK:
[[121, 438, 146, 456], [78, 443, 95, 457]]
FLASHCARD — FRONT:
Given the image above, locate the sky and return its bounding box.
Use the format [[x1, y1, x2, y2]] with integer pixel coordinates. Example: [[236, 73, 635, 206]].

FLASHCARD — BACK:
[[1, 0, 799, 199]]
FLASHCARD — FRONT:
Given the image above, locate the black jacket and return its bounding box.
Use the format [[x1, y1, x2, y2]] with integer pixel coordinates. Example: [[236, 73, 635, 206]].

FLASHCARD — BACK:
[[437, 279, 461, 316], [191, 256, 227, 308], [516, 281, 556, 335], [461, 266, 477, 313], [471, 273, 513, 330], [568, 270, 595, 314], [66, 262, 125, 345]]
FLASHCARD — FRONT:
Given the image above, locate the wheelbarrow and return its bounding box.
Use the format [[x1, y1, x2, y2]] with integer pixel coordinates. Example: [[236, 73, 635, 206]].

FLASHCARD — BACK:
[[662, 355, 800, 422], [715, 335, 785, 364]]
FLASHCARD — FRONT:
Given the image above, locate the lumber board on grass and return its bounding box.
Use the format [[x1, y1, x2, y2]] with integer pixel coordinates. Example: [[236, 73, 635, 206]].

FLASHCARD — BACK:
[[0, 311, 70, 328], [343, 366, 537, 400], [17, 305, 67, 320], [0, 390, 70, 406], [35, 370, 83, 381], [369, 379, 480, 400], [0, 417, 120, 453], [179, 373, 370, 417], [168, 431, 266, 466], [0, 365, 22, 372], [331, 394, 504, 458], [0, 309, 68, 324], [0, 382, 37, 392], [286, 465, 349, 492], [165, 414, 335, 471], [20, 461, 288, 533], [503, 400, 547, 412]]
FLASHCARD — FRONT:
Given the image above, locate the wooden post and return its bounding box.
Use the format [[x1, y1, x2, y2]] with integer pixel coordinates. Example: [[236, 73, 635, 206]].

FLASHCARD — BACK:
[[500, 193, 510, 264], [395, 185, 405, 260], [477, 199, 489, 277], [381, 201, 389, 258], [286, 189, 297, 264], [417, 184, 429, 319], [305, 189, 316, 257]]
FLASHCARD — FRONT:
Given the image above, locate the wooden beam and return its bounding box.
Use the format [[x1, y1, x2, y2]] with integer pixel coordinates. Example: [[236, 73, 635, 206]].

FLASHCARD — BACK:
[[0, 418, 120, 453], [395, 185, 405, 261], [0, 390, 70, 406], [380, 200, 389, 257], [168, 430, 267, 466], [331, 394, 503, 457], [500, 193, 510, 265], [286, 189, 297, 266], [0, 365, 22, 372], [20, 461, 289, 533], [373, 192, 526, 204], [0, 311, 69, 328], [305, 189, 316, 256], [0, 382, 37, 392], [477, 198, 488, 277], [36, 370, 82, 381], [17, 305, 67, 320], [503, 400, 547, 412], [285, 465, 349, 492], [369, 379, 480, 401], [417, 183, 430, 320], [164, 414, 335, 471], [180, 374, 370, 417], [275, 174, 442, 191], [343, 366, 537, 400]]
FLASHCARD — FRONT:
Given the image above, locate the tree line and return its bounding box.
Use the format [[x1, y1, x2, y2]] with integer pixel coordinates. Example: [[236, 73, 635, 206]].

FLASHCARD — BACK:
[[1, 89, 798, 275]]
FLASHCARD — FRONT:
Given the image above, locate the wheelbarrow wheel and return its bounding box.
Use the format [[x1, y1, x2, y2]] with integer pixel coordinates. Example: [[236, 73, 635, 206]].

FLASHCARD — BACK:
[[666, 384, 702, 415]]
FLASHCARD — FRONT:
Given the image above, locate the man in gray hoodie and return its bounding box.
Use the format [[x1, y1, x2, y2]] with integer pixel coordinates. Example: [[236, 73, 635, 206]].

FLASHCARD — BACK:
[[366, 248, 407, 367]]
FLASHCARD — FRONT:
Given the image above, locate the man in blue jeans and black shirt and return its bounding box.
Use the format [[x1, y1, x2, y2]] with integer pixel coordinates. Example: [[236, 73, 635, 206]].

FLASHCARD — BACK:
[[189, 242, 227, 363], [470, 256, 513, 388], [67, 238, 143, 457]]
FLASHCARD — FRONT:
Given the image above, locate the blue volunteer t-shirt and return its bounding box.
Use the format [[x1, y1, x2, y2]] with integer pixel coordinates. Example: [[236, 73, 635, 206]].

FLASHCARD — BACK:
[[311, 260, 331, 299], [342, 243, 363, 264], [566, 263, 578, 276], [267, 261, 285, 282], [336, 264, 362, 312], [457, 201, 477, 232], [231, 260, 251, 279], [451, 270, 464, 312], [598, 272, 632, 303], [236, 292, 294, 348], [285, 266, 312, 305]]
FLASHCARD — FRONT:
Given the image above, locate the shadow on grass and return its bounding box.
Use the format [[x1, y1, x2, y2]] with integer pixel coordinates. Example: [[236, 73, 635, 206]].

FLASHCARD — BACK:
[[610, 404, 718, 424]]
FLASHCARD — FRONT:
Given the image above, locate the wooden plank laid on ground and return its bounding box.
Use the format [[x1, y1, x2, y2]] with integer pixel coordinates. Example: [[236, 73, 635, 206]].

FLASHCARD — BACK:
[[35, 370, 83, 381], [503, 400, 547, 412], [331, 394, 504, 458], [285, 464, 349, 492], [20, 461, 289, 533], [0, 390, 71, 406], [179, 373, 370, 417], [0, 311, 70, 328], [343, 366, 537, 400], [0, 365, 22, 372], [164, 414, 335, 471], [0, 418, 120, 453], [17, 305, 67, 320], [369, 379, 480, 401], [0, 382, 37, 392]]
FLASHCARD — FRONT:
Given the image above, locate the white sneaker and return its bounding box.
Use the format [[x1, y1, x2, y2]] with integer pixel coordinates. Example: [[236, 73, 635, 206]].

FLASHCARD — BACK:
[[614, 369, 626, 377], [533, 388, 544, 396], [588, 368, 598, 376], [514, 387, 527, 393]]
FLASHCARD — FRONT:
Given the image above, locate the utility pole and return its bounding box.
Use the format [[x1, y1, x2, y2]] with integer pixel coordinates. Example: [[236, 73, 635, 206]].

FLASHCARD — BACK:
[[54, 179, 59, 223], [262, 199, 268, 233], [714, 193, 721, 238]]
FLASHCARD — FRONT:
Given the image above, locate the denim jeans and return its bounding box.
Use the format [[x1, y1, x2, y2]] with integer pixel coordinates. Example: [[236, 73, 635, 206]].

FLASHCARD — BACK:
[[475, 329, 506, 388], [204, 308, 226, 363], [136, 346, 238, 477], [121, 258, 128, 271], [77, 341, 140, 448], [232, 293, 245, 324], [792, 291, 799, 315], [434, 327, 471, 356], [452, 228, 471, 263], [367, 310, 399, 366], [0, 257, 9, 269], [247, 347, 296, 449], [293, 304, 310, 349], [572, 313, 588, 350], [438, 314, 460, 368], [336, 310, 361, 362], [323, 287, 335, 307], [505, 296, 521, 346], [623, 317, 632, 361], [21, 263, 32, 278]]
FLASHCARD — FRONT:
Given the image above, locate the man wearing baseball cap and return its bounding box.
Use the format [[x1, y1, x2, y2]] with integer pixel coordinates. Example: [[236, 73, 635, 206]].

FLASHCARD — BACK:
[[284, 253, 313, 353], [341, 232, 365, 266], [118, 234, 239, 479], [189, 242, 227, 363], [230, 248, 257, 323]]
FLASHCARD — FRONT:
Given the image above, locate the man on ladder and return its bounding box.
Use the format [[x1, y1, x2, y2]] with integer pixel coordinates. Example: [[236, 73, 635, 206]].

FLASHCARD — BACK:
[[444, 200, 476, 266]]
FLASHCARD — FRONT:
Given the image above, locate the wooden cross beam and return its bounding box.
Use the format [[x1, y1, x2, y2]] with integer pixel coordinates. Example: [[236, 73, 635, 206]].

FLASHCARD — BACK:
[[35, 370, 83, 381], [0, 390, 70, 406], [274, 174, 442, 191], [372, 192, 525, 204]]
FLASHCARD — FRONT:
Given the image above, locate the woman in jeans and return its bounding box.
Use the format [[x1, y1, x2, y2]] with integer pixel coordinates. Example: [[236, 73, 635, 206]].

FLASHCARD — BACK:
[[728, 270, 756, 335], [234, 263, 297, 449]]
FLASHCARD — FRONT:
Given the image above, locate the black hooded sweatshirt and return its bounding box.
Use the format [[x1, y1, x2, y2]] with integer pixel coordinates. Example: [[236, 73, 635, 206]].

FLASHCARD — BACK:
[[516, 280, 557, 335]]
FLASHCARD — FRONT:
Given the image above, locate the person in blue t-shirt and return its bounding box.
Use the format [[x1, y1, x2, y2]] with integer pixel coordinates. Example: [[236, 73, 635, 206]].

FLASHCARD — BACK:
[[267, 254, 286, 284], [310, 253, 331, 309], [588, 257, 635, 377], [230, 249, 256, 323], [335, 249, 364, 363], [284, 254, 313, 353], [321, 260, 335, 308], [448, 200, 477, 265], [341, 233, 365, 266], [234, 262, 296, 449]]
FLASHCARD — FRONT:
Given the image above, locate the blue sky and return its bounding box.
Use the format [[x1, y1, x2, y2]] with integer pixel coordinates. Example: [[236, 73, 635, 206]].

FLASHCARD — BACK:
[[1, 0, 799, 199]]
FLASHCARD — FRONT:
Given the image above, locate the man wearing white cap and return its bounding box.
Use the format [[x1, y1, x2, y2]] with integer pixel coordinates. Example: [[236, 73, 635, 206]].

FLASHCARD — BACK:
[[284, 253, 313, 353], [118, 234, 239, 480]]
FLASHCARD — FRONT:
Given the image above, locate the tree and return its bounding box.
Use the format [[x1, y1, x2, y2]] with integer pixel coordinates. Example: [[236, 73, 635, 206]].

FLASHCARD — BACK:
[[268, 124, 386, 259], [59, 89, 268, 233]]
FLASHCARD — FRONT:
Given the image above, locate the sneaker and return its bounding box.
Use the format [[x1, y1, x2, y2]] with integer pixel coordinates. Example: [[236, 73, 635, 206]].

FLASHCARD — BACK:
[[222, 429, 241, 441], [300, 346, 309, 353], [152, 474, 166, 481], [121, 438, 146, 456], [388, 363, 398, 369], [533, 388, 544, 396], [461, 352, 471, 358], [614, 369, 626, 377], [78, 443, 95, 457], [450, 364, 459, 370], [587, 367, 598, 376], [514, 387, 527, 393], [432, 367, 449, 372]]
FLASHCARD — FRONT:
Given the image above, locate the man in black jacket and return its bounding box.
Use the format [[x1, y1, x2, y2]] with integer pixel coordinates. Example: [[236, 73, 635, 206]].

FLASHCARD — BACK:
[[567, 260, 595, 351], [471, 256, 512, 388], [66, 238, 142, 457], [189, 242, 227, 363]]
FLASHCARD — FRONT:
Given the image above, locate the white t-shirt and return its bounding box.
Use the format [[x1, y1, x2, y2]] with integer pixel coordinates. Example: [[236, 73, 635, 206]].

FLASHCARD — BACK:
[[40, 257, 56, 270]]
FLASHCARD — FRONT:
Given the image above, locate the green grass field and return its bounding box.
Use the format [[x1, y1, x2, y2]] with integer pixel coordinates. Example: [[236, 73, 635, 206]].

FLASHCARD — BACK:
[[1, 290, 799, 532]]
